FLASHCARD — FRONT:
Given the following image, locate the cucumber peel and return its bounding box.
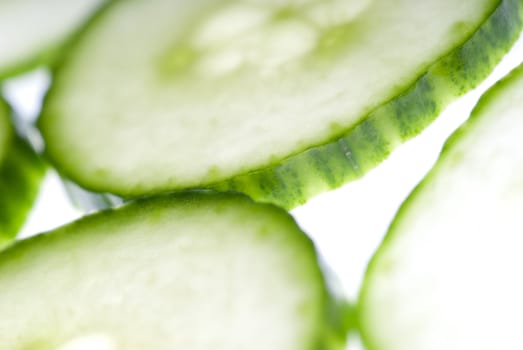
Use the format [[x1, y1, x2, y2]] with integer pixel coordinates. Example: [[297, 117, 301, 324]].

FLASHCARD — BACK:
[[0, 99, 45, 247], [40, 0, 523, 208], [0, 192, 347, 349], [213, 0, 523, 208], [359, 63, 523, 349], [0, 0, 105, 79], [0, 100, 10, 162]]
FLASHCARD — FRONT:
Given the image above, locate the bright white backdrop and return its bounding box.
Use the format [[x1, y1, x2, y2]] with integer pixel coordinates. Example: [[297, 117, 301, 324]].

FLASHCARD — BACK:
[[3, 33, 523, 350]]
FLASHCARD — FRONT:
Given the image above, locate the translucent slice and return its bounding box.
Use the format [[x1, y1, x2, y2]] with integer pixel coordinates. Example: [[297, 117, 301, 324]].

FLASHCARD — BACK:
[[40, 0, 523, 208], [0, 0, 105, 79], [0, 192, 347, 350], [359, 63, 523, 350]]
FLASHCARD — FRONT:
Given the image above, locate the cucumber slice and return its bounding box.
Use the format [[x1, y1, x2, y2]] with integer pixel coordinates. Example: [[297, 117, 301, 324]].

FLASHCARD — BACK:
[[0, 0, 105, 79], [0, 99, 45, 246], [0, 100, 10, 162], [359, 63, 523, 349], [40, 0, 523, 208], [0, 192, 346, 349]]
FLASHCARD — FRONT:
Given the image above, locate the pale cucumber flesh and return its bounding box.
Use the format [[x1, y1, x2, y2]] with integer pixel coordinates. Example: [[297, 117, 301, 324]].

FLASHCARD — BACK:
[[0, 192, 345, 350], [0, 0, 105, 79], [39, 0, 523, 207], [359, 63, 523, 350]]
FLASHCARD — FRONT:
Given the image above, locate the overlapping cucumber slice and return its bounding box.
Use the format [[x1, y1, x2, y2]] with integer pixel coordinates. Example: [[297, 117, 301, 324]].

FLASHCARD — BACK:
[[0, 99, 45, 246], [40, 0, 523, 208], [0, 192, 347, 350], [0, 0, 105, 79], [359, 63, 523, 349], [0, 100, 9, 161]]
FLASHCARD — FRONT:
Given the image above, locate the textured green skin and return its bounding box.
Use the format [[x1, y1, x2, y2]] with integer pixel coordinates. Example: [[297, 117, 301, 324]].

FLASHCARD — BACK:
[[0, 191, 347, 349], [211, 0, 523, 209], [358, 62, 523, 350], [0, 101, 46, 247], [39, 0, 521, 209]]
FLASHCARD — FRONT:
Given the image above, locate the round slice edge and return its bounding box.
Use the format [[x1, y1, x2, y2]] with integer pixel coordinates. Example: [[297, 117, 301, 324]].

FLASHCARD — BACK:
[[39, 0, 523, 208], [359, 63, 523, 350]]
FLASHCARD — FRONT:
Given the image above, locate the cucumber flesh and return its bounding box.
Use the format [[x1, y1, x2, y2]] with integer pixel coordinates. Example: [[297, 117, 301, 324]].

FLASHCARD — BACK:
[[359, 63, 523, 350], [40, 0, 523, 207], [0, 192, 346, 350], [0, 0, 105, 79], [0, 100, 45, 246]]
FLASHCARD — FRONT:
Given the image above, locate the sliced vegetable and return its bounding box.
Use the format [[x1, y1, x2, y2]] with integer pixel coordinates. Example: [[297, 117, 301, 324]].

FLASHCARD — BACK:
[[40, 0, 523, 208], [0, 0, 105, 79], [359, 63, 523, 349], [0, 192, 346, 349], [0, 100, 10, 162], [0, 99, 45, 246]]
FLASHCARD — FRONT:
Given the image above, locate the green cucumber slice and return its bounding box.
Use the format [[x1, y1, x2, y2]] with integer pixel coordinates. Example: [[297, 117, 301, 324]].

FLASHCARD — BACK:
[[359, 63, 523, 349], [0, 0, 105, 79], [40, 0, 523, 208], [0, 135, 46, 245], [0, 192, 346, 350], [0, 99, 10, 162], [0, 99, 45, 246]]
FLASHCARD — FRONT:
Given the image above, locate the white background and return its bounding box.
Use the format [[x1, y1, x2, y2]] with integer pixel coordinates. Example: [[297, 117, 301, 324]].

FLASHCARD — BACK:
[[3, 33, 523, 350]]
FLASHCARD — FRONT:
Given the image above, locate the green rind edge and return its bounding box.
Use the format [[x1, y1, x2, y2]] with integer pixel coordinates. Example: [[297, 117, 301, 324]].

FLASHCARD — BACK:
[[357, 62, 523, 350], [39, 0, 521, 208], [211, 0, 523, 209], [0, 42, 64, 81], [0, 191, 347, 349], [0, 99, 11, 164], [0, 100, 46, 247], [0, 136, 46, 248]]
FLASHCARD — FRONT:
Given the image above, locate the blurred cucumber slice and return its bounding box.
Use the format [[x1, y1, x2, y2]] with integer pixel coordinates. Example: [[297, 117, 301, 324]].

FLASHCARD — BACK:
[[40, 0, 523, 208], [0, 192, 346, 350], [359, 63, 523, 349], [0, 0, 105, 79], [0, 99, 45, 246], [0, 100, 9, 162]]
